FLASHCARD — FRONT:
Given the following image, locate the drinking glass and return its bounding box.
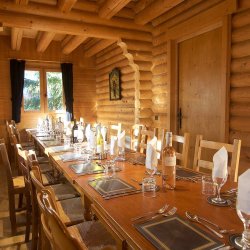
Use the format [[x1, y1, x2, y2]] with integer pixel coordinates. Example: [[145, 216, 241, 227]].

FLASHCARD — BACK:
[[211, 172, 228, 204], [235, 201, 250, 249], [109, 148, 118, 177], [142, 177, 156, 198]]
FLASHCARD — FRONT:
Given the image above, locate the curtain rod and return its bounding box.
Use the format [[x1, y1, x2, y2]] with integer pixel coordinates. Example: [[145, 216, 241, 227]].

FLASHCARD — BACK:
[[8, 58, 72, 64]]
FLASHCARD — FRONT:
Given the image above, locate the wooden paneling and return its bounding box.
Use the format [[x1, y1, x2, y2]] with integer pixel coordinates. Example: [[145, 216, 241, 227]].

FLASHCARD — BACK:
[[0, 36, 96, 141]]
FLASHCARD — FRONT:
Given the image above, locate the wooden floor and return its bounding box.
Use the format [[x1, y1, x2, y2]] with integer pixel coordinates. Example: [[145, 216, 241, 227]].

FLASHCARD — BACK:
[[0, 163, 31, 250]]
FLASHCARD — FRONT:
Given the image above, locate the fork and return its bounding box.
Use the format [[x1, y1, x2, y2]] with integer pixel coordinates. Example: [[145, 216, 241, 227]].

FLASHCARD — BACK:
[[162, 207, 177, 217]]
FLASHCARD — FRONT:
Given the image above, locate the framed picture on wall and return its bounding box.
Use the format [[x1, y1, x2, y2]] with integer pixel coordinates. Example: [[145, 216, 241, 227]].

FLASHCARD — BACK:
[[109, 68, 121, 100]]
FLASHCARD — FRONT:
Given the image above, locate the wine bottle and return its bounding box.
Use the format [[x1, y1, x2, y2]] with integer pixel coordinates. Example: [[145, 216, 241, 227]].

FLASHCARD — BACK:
[[96, 126, 104, 154], [58, 117, 64, 139], [162, 132, 176, 190], [72, 119, 78, 143]]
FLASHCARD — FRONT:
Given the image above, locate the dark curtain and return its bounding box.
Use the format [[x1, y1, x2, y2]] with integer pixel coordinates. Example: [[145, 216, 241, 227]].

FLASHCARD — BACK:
[[61, 63, 74, 121], [10, 59, 25, 123]]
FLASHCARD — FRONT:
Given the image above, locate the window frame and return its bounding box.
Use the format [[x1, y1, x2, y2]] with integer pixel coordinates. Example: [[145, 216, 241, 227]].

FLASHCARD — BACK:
[[22, 66, 65, 115]]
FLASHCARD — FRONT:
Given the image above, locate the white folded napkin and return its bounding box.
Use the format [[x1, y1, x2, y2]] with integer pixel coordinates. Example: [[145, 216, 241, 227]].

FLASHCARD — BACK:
[[85, 124, 91, 142], [212, 146, 228, 179], [110, 136, 118, 156], [146, 136, 158, 170], [101, 126, 107, 142], [118, 130, 125, 148], [89, 129, 96, 149], [237, 169, 250, 215]]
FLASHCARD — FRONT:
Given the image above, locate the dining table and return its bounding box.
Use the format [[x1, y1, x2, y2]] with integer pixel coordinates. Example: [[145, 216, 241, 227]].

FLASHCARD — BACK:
[[27, 129, 242, 250]]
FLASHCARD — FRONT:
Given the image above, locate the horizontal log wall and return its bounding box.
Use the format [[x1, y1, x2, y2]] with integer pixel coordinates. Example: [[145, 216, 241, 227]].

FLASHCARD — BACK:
[[150, 0, 249, 174], [95, 42, 136, 133], [0, 36, 96, 141], [230, 0, 250, 173]]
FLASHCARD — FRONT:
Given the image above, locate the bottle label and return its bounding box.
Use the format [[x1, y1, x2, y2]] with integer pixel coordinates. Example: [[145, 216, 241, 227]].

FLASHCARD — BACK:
[[96, 145, 103, 154], [165, 156, 176, 166], [74, 130, 78, 137]]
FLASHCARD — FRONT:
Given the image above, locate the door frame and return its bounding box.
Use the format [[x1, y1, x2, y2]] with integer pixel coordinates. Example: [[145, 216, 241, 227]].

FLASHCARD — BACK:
[[167, 14, 232, 142]]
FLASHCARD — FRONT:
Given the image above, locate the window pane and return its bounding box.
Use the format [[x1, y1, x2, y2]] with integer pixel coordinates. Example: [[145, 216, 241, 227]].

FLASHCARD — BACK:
[[23, 70, 41, 111], [46, 72, 63, 111]]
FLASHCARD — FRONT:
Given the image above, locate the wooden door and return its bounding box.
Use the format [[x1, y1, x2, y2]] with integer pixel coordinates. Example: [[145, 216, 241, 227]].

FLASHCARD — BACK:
[[178, 28, 223, 168]]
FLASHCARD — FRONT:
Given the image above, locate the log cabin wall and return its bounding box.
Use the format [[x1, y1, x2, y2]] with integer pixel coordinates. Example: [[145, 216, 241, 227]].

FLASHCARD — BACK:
[[149, 0, 249, 173], [95, 38, 153, 133], [0, 36, 96, 140], [230, 0, 250, 173]]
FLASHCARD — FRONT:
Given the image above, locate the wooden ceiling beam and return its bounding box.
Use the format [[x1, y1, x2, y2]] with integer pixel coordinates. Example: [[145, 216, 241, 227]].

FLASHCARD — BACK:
[[57, 0, 77, 13], [85, 39, 115, 57], [0, 10, 152, 41], [0, 2, 151, 32], [11, 27, 23, 50], [62, 35, 87, 54], [99, 0, 132, 19], [36, 31, 55, 52], [135, 0, 184, 25]]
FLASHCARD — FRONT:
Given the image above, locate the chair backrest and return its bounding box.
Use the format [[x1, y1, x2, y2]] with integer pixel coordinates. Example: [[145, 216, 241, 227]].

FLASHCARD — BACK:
[[137, 129, 155, 154], [193, 135, 241, 182], [41, 190, 86, 250], [130, 124, 143, 151], [30, 165, 45, 193], [108, 123, 122, 140], [36, 192, 54, 248], [0, 143, 14, 191], [159, 129, 190, 168], [9, 124, 21, 144]]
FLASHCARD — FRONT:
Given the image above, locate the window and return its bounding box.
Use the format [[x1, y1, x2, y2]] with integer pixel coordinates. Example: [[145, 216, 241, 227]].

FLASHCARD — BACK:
[[23, 68, 64, 113]]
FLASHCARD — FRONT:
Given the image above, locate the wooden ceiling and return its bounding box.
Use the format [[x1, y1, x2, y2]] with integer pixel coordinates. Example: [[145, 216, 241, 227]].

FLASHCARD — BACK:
[[0, 0, 184, 56]]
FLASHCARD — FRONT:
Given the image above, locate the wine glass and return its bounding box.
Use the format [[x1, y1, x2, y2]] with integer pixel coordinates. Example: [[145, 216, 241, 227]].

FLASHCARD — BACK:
[[77, 129, 84, 143], [211, 172, 228, 204], [235, 201, 250, 249]]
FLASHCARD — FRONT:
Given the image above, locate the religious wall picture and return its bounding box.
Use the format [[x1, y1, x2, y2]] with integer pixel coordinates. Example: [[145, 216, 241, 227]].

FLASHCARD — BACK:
[[109, 68, 121, 100]]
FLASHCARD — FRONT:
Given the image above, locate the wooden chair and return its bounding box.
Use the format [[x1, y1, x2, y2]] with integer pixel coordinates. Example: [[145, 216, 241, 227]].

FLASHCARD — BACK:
[[137, 128, 155, 154], [130, 124, 144, 151], [159, 129, 190, 168], [0, 142, 26, 235], [40, 189, 117, 250], [193, 135, 241, 182], [108, 123, 122, 140]]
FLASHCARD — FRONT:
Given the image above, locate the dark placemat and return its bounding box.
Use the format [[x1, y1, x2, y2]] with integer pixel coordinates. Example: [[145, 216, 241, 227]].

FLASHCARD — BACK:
[[88, 177, 137, 196], [43, 141, 62, 147], [176, 167, 202, 178], [207, 196, 232, 207], [134, 215, 224, 250], [69, 162, 104, 175], [59, 153, 85, 162], [50, 145, 74, 153], [126, 155, 146, 165], [39, 137, 55, 142]]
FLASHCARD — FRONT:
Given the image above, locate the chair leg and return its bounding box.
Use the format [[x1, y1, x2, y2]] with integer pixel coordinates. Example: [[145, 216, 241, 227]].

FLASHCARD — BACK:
[[25, 194, 32, 242], [9, 194, 17, 235], [18, 193, 23, 209], [31, 204, 39, 250]]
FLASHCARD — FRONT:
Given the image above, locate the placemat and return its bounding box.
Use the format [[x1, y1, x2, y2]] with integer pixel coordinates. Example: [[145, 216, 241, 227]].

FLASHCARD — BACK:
[[39, 137, 55, 141], [43, 141, 62, 147], [134, 215, 224, 250], [59, 153, 85, 162], [126, 155, 146, 165], [50, 145, 74, 153], [69, 162, 104, 175], [88, 177, 137, 196], [176, 167, 202, 178]]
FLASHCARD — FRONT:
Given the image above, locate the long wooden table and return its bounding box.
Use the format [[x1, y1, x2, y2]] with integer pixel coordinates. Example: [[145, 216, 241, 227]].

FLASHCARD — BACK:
[[28, 131, 242, 250]]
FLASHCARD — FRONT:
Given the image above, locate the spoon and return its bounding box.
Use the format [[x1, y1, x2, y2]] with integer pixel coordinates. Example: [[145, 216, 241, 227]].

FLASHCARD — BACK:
[[131, 204, 169, 221], [185, 211, 224, 238], [190, 213, 234, 234]]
